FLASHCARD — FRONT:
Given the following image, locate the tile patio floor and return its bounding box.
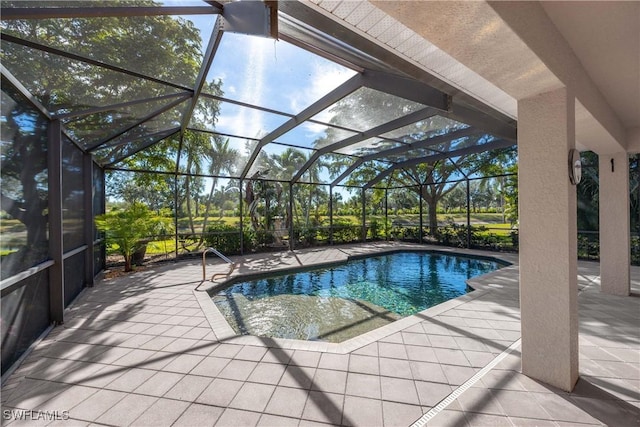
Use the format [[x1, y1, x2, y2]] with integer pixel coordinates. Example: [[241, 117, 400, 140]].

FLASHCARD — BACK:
[[1, 242, 639, 426]]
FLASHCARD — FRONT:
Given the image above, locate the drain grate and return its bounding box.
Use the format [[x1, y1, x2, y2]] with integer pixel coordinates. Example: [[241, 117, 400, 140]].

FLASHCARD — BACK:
[[411, 338, 522, 427]]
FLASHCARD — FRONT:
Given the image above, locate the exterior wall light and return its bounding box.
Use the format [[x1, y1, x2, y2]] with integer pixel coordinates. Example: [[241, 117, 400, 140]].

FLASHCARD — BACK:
[[569, 148, 582, 185]]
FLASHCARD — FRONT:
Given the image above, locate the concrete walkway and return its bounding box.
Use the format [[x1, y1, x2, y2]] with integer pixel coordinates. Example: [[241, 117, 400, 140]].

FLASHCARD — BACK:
[[1, 243, 639, 426]]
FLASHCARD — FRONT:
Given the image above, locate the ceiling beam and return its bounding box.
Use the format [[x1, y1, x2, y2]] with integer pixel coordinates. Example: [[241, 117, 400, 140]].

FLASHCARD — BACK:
[[180, 17, 224, 133], [331, 127, 479, 186], [291, 107, 438, 183], [101, 128, 180, 167], [364, 139, 515, 189], [278, 1, 517, 133], [239, 73, 364, 180], [362, 70, 450, 113], [1, 6, 221, 20], [87, 95, 189, 152], [53, 92, 190, 121], [1, 33, 192, 93]]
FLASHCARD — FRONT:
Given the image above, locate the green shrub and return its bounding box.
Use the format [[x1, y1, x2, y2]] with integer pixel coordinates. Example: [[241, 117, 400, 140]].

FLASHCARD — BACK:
[[203, 223, 251, 254], [95, 203, 172, 271]]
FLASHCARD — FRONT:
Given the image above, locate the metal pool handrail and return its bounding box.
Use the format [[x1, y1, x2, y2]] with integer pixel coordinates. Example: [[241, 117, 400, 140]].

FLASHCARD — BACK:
[[201, 247, 235, 284]]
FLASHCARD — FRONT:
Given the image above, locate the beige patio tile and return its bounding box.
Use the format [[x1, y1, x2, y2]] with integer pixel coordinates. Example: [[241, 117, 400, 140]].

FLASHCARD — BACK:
[[215, 408, 261, 427], [235, 345, 269, 362], [264, 386, 310, 418], [345, 372, 381, 399], [348, 354, 380, 375], [279, 365, 316, 389], [311, 369, 347, 394], [342, 395, 383, 427], [247, 362, 287, 385], [161, 353, 205, 374], [257, 413, 300, 426], [197, 378, 244, 407], [380, 376, 420, 405], [104, 367, 156, 392], [95, 393, 158, 425], [172, 402, 224, 427], [382, 401, 424, 427], [301, 391, 344, 425], [218, 359, 258, 381], [317, 353, 350, 371], [133, 371, 184, 397], [68, 389, 127, 422], [379, 357, 412, 379], [290, 350, 322, 367], [378, 342, 408, 359], [163, 374, 213, 401], [190, 356, 231, 377]]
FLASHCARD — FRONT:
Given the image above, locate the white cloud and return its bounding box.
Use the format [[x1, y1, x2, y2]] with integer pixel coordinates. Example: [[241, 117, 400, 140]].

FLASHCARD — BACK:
[[288, 60, 356, 120], [217, 37, 268, 138]]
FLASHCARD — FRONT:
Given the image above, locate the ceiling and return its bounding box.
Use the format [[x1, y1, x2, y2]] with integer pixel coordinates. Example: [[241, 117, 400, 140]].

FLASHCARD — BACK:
[[541, 1, 639, 129], [309, 0, 640, 153]]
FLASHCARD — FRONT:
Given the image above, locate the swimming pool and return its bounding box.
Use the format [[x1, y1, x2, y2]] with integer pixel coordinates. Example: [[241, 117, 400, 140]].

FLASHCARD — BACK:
[[212, 251, 504, 342]]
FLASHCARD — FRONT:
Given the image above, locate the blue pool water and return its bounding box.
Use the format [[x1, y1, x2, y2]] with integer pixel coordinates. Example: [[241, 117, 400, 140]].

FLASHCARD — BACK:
[[213, 251, 503, 342]]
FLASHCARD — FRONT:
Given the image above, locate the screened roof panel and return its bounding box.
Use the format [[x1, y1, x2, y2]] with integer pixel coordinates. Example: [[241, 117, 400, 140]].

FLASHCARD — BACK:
[[343, 160, 393, 186], [188, 99, 290, 139], [4, 1, 211, 7], [91, 101, 187, 151], [62, 96, 186, 149], [0, 40, 185, 116], [0, 3, 517, 188], [177, 132, 255, 178], [1, 14, 215, 89], [204, 32, 358, 114], [310, 87, 426, 132], [95, 129, 178, 167], [276, 122, 357, 149], [298, 152, 356, 184], [380, 148, 439, 164], [247, 143, 314, 181], [332, 138, 405, 157], [380, 115, 468, 143], [449, 134, 497, 152]]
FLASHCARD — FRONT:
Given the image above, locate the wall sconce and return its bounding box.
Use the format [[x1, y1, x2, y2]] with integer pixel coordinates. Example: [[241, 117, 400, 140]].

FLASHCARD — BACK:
[[569, 149, 582, 185]]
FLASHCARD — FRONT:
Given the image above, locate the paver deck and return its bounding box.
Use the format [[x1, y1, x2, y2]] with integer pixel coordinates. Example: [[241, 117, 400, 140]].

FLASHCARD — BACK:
[[2, 242, 639, 426]]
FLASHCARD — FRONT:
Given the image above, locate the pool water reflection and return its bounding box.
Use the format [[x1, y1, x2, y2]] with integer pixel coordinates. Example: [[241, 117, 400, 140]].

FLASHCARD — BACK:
[[212, 251, 503, 342]]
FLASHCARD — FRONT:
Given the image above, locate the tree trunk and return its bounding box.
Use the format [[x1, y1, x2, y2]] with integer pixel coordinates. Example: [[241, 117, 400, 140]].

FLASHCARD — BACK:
[[184, 157, 195, 235], [427, 200, 438, 235], [199, 177, 219, 247]]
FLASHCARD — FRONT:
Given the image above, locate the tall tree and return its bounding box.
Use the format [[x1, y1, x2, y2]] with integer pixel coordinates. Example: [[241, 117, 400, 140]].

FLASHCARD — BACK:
[[200, 136, 240, 244], [1, 0, 219, 265]]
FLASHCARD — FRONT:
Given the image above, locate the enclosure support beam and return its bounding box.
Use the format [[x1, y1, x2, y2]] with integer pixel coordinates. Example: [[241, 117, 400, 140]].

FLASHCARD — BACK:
[[364, 138, 514, 189], [384, 189, 389, 242], [418, 185, 424, 243], [48, 120, 65, 324], [329, 186, 334, 245], [361, 188, 366, 243], [239, 179, 244, 255], [518, 87, 578, 392], [599, 152, 630, 295], [83, 154, 95, 287], [289, 183, 294, 251], [173, 175, 179, 262], [466, 179, 472, 249]]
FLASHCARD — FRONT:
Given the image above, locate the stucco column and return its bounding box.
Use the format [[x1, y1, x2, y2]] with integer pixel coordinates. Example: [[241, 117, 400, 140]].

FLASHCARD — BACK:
[[599, 152, 630, 295], [518, 87, 579, 392]]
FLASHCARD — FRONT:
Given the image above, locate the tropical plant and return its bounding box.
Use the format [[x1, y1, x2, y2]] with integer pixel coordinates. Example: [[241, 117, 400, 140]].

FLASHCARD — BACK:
[[95, 203, 173, 272]]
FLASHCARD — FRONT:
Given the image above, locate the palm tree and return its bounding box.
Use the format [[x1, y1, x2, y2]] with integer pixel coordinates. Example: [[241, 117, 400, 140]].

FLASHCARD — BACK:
[[180, 131, 210, 235], [199, 137, 239, 245]]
